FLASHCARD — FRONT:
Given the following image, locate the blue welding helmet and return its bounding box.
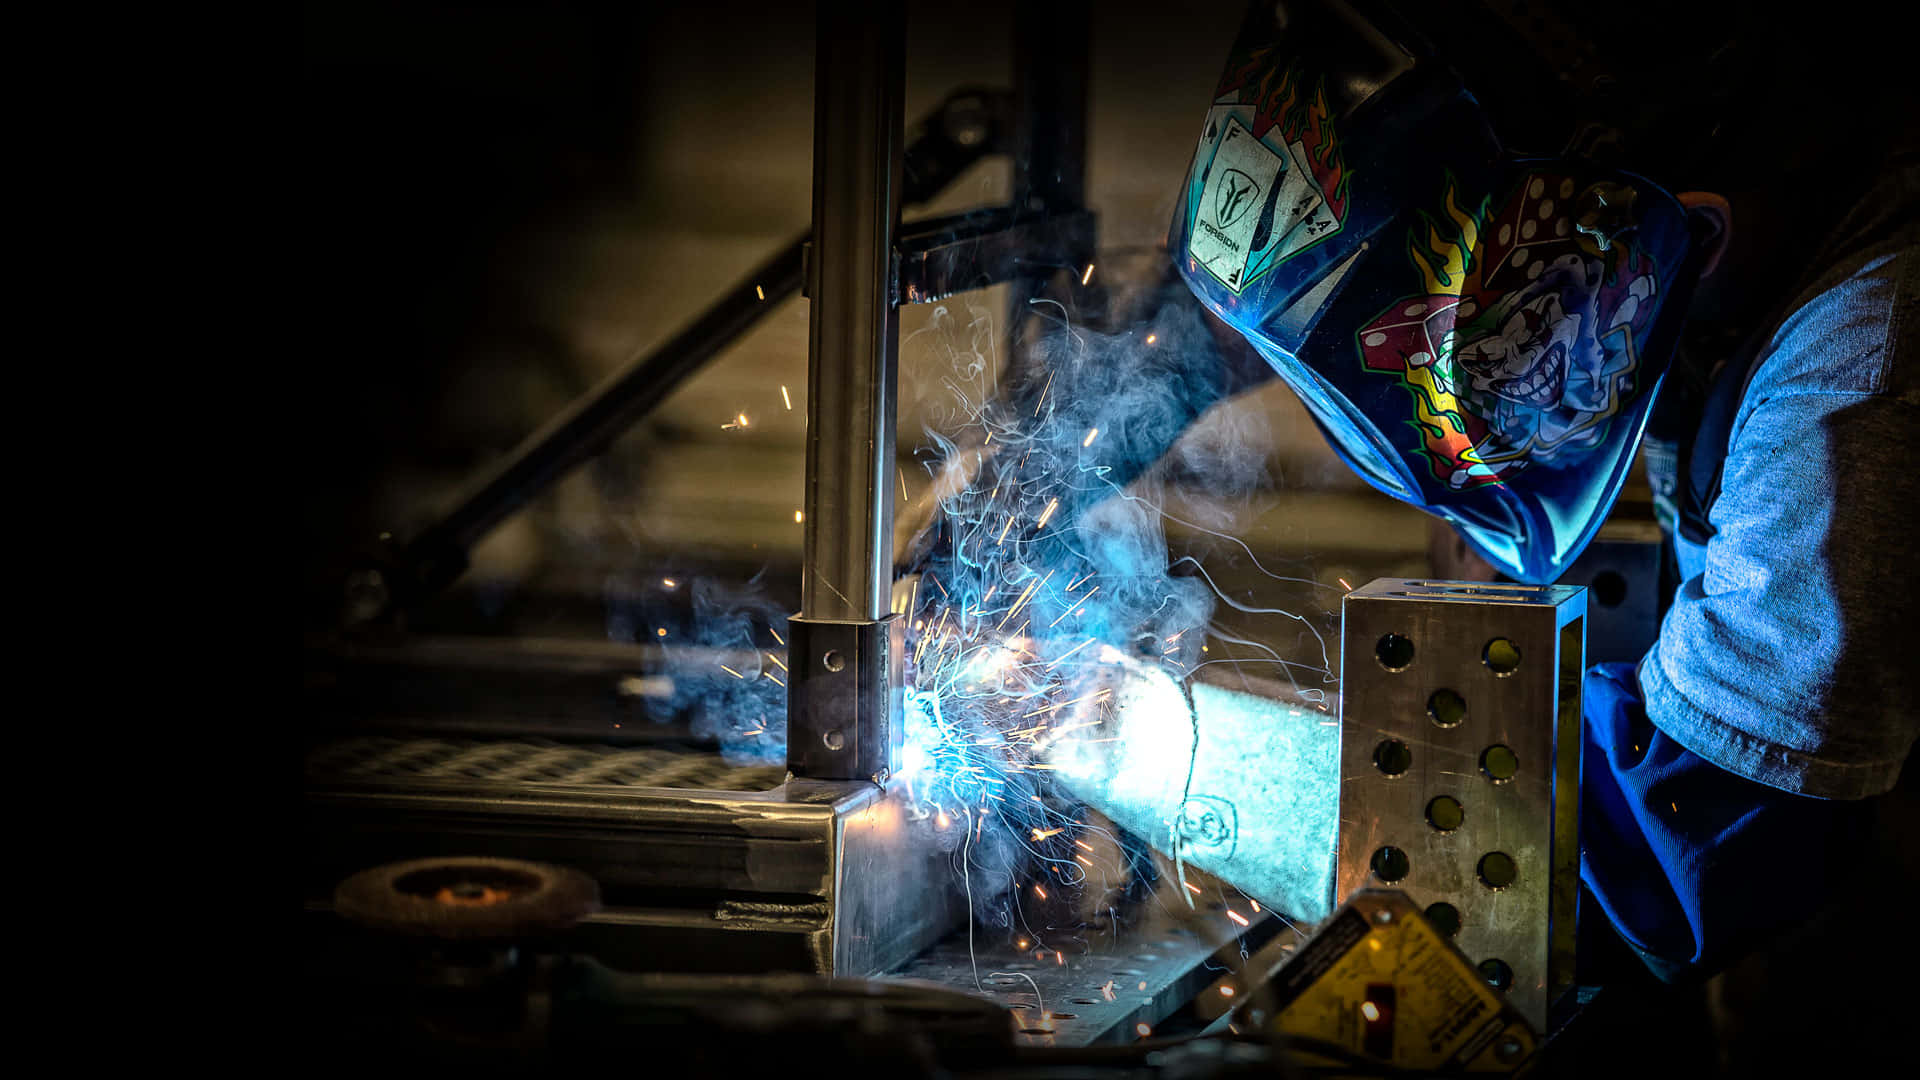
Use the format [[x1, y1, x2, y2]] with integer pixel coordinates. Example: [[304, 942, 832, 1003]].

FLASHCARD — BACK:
[[1173, 0, 1711, 583]]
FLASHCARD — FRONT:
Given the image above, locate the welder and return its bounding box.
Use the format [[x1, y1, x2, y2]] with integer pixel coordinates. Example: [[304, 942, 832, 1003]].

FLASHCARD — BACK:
[[1167, 0, 1916, 1067]]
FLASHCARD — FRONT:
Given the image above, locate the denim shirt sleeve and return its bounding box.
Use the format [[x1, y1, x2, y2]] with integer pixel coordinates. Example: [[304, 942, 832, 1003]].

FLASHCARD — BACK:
[[1638, 246, 1920, 799]]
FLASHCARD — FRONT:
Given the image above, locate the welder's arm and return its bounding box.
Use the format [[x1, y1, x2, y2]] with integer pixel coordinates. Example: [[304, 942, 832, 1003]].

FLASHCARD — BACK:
[[1579, 247, 1918, 978]]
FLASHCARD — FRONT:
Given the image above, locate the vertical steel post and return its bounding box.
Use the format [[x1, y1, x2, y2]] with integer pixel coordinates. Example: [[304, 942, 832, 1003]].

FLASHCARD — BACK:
[[787, 0, 906, 783]]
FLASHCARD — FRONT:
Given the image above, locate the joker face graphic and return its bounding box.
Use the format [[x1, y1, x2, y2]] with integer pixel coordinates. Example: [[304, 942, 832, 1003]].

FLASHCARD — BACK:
[[1456, 252, 1603, 411], [1358, 172, 1664, 487]]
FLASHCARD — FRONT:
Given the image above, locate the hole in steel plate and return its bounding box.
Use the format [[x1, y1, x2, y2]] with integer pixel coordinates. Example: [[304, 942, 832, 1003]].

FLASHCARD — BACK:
[[1426, 795, 1464, 832], [1135, 953, 1160, 961], [1069, 998, 1100, 1005], [1481, 744, 1518, 783], [1370, 845, 1410, 882], [1049, 1013, 1078, 1021], [1483, 637, 1521, 675], [1021, 1027, 1053, 1035], [1374, 739, 1412, 776], [1112, 968, 1143, 976], [1424, 902, 1461, 937], [1479, 957, 1514, 991], [1428, 688, 1467, 727], [1478, 851, 1518, 889], [1376, 633, 1415, 671], [1591, 570, 1627, 608]]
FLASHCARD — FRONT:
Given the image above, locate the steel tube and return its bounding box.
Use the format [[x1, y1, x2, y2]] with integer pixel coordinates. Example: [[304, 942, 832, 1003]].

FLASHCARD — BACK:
[[799, 0, 904, 623], [394, 240, 807, 603]]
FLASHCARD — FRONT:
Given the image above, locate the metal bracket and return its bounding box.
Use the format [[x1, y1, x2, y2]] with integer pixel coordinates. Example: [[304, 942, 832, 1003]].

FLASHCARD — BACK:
[[785, 614, 904, 784]]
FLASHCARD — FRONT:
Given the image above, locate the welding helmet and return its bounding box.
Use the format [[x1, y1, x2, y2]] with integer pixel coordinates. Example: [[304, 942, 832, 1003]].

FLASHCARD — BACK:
[[1173, 0, 1715, 582]]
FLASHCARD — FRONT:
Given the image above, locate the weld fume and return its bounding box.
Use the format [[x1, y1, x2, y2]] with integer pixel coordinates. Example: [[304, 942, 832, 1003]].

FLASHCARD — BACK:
[[613, 574, 788, 765], [897, 285, 1267, 924]]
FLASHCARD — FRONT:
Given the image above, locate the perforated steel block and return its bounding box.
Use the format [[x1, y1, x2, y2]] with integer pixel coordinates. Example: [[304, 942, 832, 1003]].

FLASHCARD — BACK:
[[1337, 579, 1585, 1031]]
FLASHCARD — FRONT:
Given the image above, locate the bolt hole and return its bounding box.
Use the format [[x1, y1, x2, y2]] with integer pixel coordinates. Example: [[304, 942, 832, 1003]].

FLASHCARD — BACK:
[[1479, 957, 1514, 991], [1428, 688, 1467, 727], [823, 729, 845, 751], [1483, 637, 1521, 676], [822, 650, 845, 672], [1480, 744, 1518, 783], [1370, 845, 1409, 882], [1477, 851, 1518, 890], [1426, 795, 1464, 832], [1373, 739, 1412, 777], [1424, 901, 1461, 938], [1591, 570, 1627, 608], [1375, 633, 1415, 672]]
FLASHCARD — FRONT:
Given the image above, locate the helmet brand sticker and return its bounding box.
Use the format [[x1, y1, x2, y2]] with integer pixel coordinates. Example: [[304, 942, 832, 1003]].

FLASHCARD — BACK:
[[1189, 118, 1287, 293]]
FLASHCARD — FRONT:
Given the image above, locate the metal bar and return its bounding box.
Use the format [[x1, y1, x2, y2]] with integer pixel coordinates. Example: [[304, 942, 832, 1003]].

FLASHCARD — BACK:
[[391, 240, 807, 606], [786, 0, 906, 784], [1011, 0, 1089, 216], [799, 0, 904, 623], [378, 89, 1007, 617]]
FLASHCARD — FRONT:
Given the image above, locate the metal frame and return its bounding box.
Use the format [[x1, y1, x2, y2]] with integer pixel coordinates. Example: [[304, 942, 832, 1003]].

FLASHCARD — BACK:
[[311, 0, 1101, 981]]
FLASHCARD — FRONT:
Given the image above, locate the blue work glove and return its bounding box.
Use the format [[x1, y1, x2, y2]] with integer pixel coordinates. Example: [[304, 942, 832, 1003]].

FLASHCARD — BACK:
[[1578, 662, 1870, 982]]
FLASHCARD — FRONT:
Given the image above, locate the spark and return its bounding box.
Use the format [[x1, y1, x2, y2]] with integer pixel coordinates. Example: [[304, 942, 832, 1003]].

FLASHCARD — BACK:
[[1184, 882, 1203, 895], [1081, 263, 1095, 285], [1047, 586, 1098, 627], [1043, 637, 1097, 669], [1220, 985, 1236, 998], [656, 628, 667, 637], [1338, 577, 1353, 591], [767, 652, 788, 671], [1033, 369, 1056, 415], [1073, 839, 1094, 851], [794, 510, 804, 523], [1066, 571, 1094, 591], [1083, 427, 1099, 447], [768, 627, 785, 646], [756, 284, 766, 300], [663, 577, 678, 588], [1034, 497, 1060, 530], [781, 384, 792, 409], [1034, 885, 1048, 899], [1031, 827, 1065, 841], [719, 665, 744, 679], [1226, 909, 1250, 927], [1136, 1023, 1152, 1038], [1101, 981, 1115, 1001], [1250, 900, 1261, 912], [763, 671, 785, 687], [998, 515, 1016, 544], [1361, 1001, 1381, 1022], [1146, 333, 1158, 345]]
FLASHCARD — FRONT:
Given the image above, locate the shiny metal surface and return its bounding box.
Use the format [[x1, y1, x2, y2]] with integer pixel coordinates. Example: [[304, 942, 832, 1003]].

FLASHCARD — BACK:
[[1043, 659, 1341, 924], [891, 868, 1293, 1047], [786, 615, 904, 782], [1336, 578, 1585, 1031], [306, 746, 964, 976], [799, 0, 904, 624]]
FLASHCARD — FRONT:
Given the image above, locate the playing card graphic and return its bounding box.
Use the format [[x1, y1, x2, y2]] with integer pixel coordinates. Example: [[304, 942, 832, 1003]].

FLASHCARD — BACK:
[[1188, 118, 1287, 292]]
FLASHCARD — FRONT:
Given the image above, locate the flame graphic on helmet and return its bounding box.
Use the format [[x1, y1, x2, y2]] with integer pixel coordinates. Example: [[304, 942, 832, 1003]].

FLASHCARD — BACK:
[[1357, 175, 1504, 488]]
